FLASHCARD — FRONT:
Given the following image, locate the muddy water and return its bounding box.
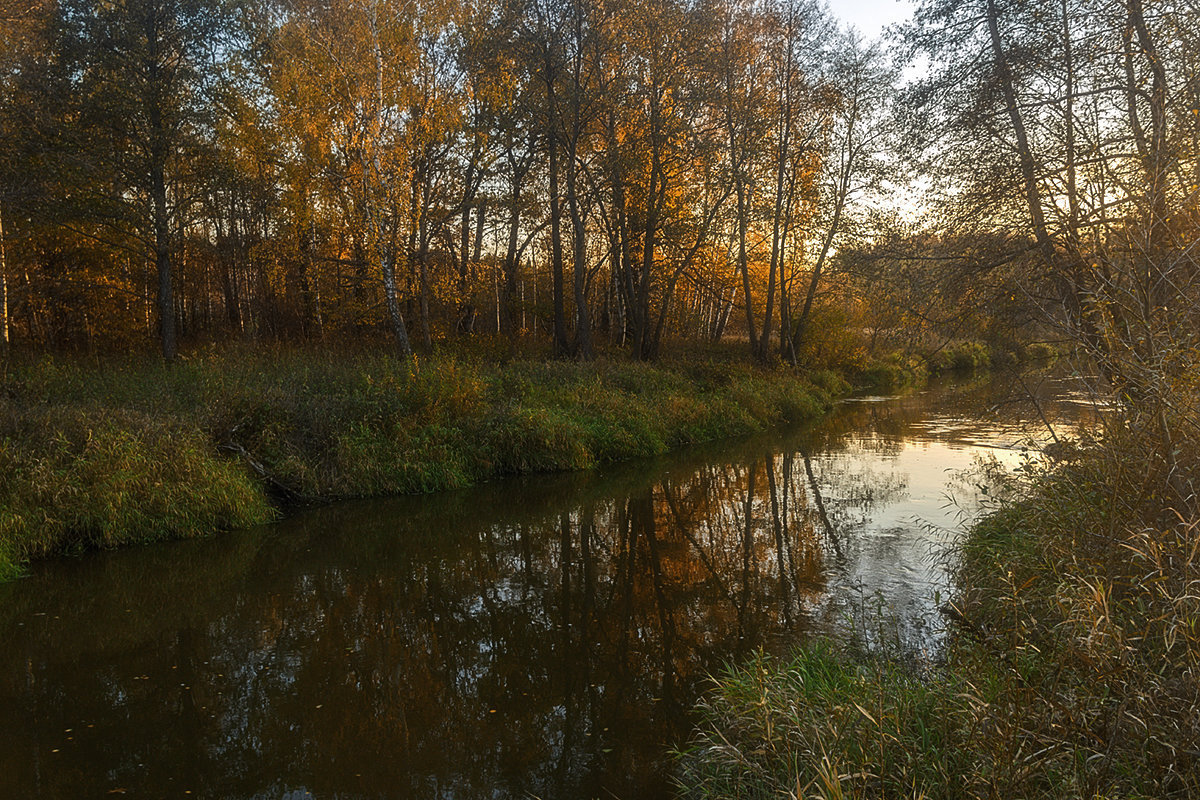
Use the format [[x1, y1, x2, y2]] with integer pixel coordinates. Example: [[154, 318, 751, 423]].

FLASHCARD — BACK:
[[0, 374, 1093, 799]]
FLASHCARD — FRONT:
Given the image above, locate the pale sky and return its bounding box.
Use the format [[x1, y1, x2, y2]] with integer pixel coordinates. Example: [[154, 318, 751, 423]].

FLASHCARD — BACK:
[[828, 0, 915, 39]]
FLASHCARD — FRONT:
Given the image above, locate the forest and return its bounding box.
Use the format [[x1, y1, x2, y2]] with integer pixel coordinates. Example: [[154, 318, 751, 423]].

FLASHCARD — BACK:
[[0, 0, 1142, 368], [0, 0, 892, 363], [0, 0, 1194, 378]]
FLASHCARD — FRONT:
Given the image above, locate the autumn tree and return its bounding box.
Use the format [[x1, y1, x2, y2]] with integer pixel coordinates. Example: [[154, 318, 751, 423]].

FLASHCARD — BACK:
[[793, 33, 895, 358], [908, 0, 1200, 501], [272, 0, 422, 355], [55, 0, 241, 359], [0, 0, 900, 357]]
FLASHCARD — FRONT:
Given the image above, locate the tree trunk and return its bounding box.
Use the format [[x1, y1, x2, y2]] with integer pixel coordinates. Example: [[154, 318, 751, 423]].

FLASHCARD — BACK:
[[735, 179, 757, 355], [473, 200, 485, 264], [368, 2, 413, 358], [605, 111, 635, 349], [548, 131, 570, 356], [795, 183, 844, 350], [986, 0, 1099, 362], [0, 202, 9, 353], [417, 186, 433, 351], [567, 136, 592, 359], [1061, 0, 1079, 247], [381, 248, 412, 356], [765, 60, 794, 364], [152, 138, 175, 360], [636, 89, 664, 360], [984, 0, 1057, 267], [503, 184, 522, 335], [144, 2, 176, 361]]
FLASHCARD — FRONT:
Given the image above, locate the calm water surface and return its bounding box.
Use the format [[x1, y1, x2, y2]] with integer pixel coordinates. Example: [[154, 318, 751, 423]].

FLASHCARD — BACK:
[[0, 374, 1094, 799]]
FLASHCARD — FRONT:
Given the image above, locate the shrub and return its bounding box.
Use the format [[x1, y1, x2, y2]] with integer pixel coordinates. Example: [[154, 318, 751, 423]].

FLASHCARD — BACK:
[[857, 354, 928, 392], [926, 340, 991, 375]]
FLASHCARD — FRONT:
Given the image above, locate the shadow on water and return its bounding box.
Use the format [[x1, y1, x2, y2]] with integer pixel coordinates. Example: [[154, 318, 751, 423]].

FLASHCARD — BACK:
[[0, 372, 1096, 799]]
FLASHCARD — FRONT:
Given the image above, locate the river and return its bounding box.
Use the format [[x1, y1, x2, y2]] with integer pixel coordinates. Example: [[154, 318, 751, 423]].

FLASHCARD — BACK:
[[0, 372, 1096, 799]]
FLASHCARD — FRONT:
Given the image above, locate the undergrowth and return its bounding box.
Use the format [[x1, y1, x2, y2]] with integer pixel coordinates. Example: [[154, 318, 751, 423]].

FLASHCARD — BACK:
[[854, 340, 1059, 394], [0, 349, 840, 577]]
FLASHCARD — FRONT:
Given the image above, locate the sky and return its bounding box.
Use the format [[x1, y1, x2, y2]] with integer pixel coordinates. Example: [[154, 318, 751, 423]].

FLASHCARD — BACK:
[[829, 0, 916, 39]]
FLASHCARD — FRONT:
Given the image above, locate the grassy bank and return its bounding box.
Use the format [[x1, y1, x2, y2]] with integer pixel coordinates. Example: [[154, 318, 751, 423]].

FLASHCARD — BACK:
[[678, 408, 1199, 798], [854, 339, 1059, 394], [0, 349, 846, 579]]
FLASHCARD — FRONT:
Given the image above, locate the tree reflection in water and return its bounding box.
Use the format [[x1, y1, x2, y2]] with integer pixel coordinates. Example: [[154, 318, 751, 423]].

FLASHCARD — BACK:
[[0, 376, 1091, 799]]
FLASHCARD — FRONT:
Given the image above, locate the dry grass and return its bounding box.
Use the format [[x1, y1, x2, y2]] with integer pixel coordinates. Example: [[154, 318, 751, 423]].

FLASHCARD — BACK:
[[945, 408, 1200, 799], [680, 393, 1200, 799]]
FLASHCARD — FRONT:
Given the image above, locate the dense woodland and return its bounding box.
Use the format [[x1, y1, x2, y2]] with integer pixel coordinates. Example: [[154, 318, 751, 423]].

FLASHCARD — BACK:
[[0, 0, 1198, 380], [0, 0, 873, 362]]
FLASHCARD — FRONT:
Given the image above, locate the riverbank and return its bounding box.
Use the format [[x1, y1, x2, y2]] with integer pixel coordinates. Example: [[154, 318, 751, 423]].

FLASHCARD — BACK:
[[0, 350, 850, 579], [677, 407, 1199, 798]]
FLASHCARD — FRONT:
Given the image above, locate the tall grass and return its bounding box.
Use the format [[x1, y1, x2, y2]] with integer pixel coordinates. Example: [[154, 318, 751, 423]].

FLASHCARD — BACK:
[[942, 412, 1200, 799], [0, 349, 839, 578], [678, 645, 966, 800], [679, 401, 1200, 799]]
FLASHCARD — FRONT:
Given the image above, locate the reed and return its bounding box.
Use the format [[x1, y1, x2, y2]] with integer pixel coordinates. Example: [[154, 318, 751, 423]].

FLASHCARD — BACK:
[[679, 401, 1199, 799]]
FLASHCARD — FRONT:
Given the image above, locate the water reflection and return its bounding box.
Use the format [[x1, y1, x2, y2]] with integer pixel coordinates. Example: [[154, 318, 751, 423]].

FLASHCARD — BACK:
[[0, 374, 1092, 799]]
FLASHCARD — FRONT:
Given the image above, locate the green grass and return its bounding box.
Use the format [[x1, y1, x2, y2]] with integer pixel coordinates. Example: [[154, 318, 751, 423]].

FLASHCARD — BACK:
[[0, 348, 840, 578], [678, 645, 967, 800], [678, 407, 1200, 799]]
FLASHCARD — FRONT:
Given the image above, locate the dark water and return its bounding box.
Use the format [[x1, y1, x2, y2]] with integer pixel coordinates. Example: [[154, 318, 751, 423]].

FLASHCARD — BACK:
[[0, 374, 1094, 799]]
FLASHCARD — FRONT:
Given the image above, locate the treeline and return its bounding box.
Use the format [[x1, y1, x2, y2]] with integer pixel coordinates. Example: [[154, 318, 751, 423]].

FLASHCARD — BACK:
[[3, 0, 1197, 377], [0, 0, 898, 361]]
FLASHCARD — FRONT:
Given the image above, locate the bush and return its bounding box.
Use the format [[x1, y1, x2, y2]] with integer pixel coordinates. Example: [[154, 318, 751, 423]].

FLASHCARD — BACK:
[[856, 354, 928, 392], [926, 340, 991, 375], [1023, 341, 1058, 362]]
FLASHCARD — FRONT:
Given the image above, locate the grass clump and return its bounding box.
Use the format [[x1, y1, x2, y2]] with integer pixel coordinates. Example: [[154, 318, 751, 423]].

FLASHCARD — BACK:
[[678, 645, 965, 800], [0, 349, 839, 577], [0, 407, 272, 574]]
